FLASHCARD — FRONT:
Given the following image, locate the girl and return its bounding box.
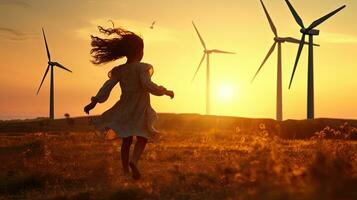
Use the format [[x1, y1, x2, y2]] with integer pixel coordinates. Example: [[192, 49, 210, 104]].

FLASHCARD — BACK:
[[84, 26, 174, 180]]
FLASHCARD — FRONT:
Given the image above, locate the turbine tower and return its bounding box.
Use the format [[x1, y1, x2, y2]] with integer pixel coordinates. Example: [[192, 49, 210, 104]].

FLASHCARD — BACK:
[[37, 28, 72, 120], [191, 21, 235, 115], [285, 0, 346, 119], [252, 0, 318, 121]]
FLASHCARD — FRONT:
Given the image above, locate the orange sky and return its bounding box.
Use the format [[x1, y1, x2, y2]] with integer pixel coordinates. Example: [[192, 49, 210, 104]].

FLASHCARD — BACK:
[[0, 0, 356, 120]]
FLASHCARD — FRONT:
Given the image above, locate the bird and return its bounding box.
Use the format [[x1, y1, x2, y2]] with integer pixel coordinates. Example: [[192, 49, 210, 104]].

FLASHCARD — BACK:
[[150, 21, 156, 29]]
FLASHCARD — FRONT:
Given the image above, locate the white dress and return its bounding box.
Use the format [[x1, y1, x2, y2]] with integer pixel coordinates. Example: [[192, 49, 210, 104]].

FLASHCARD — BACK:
[[92, 62, 166, 139]]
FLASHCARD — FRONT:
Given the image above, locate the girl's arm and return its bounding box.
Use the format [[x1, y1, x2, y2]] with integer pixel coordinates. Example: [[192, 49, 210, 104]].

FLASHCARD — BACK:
[[84, 77, 119, 114], [91, 77, 119, 103], [139, 65, 174, 98]]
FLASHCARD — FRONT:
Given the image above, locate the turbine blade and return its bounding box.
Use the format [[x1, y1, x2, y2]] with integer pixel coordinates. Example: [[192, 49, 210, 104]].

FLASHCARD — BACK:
[[251, 42, 277, 83], [192, 21, 207, 50], [289, 34, 305, 89], [54, 62, 72, 73], [260, 0, 278, 36], [283, 37, 302, 44], [284, 37, 320, 46], [42, 28, 51, 61], [37, 65, 50, 94], [283, 37, 320, 47], [211, 49, 235, 54], [191, 53, 206, 83], [285, 0, 305, 28], [308, 5, 346, 29]]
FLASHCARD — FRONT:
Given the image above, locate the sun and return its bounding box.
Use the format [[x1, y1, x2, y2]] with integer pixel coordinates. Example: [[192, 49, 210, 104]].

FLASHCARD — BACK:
[[215, 83, 236, 102]]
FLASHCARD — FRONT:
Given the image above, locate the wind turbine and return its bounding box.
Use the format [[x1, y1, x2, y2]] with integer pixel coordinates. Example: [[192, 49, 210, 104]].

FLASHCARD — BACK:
[[285, 0, 346, 119], [191, 21, 235, 115], [251, 0, 319, 121], [36, 28, 72, 120]]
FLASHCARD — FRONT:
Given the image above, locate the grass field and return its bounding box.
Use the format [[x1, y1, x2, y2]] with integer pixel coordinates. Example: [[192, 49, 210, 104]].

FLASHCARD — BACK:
[[0, 114, 357, 199]]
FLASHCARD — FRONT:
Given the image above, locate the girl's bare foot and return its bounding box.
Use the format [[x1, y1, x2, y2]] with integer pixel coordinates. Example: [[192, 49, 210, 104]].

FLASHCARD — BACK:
[[129, 162, 141, 180], [123, 169, 133, 180], [123, 170, 130, 176], [123, 173, 131, 181]]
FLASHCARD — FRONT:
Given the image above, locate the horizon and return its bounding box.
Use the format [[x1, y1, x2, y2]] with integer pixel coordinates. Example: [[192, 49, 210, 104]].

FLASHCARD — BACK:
[[1, 0, 357, 120]]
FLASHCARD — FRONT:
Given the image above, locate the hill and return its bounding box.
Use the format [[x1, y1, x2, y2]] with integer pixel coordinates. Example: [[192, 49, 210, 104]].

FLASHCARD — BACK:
[[1, 113, 356, 139]]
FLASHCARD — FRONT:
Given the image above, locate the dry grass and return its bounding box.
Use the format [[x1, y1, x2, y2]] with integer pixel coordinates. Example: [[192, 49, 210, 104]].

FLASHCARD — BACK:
[[0, 127, 356, 199]]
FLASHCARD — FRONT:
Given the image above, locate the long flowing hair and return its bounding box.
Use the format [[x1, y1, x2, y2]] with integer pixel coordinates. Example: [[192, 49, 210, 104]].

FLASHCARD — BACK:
[[90, 26, 143, 65]]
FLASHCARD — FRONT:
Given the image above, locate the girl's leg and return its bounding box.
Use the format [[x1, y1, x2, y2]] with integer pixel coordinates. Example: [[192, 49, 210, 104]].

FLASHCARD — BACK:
[[129, 136, 148, 180], [121, 136, 133, 175], [132, 136, 148, 166]]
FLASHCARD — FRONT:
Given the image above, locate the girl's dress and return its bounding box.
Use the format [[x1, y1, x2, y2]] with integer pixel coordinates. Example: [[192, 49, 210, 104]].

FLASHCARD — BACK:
[[92, 62, 166, 139]]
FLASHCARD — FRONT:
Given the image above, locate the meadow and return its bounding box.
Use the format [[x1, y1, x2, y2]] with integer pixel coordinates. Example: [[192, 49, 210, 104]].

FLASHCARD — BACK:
[[0, 114, 357, 200]]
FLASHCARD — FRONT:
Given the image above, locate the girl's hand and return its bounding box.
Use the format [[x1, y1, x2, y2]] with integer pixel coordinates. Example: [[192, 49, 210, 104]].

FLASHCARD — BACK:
[[165, 90, 174, 99], [84, 101, 97, 114]]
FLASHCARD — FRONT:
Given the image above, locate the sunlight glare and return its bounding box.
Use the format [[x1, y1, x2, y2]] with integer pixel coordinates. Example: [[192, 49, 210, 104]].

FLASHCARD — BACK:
[[215, 83, 236, 102]]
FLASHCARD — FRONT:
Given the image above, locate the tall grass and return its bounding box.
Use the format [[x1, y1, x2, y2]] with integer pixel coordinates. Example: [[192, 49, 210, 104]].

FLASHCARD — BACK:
[[0, 128, 356, 199]]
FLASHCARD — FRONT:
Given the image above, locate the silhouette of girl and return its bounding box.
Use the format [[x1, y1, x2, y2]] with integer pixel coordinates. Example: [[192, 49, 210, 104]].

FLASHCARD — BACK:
[[84, 26, 174, 180]]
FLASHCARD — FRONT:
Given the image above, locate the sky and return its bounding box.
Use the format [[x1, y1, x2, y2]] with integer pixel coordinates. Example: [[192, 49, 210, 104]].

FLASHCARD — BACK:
[[0, 0, 356, 120]]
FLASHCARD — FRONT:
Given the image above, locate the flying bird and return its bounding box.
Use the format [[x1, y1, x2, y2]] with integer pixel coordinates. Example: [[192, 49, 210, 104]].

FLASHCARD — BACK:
[[150, 21, 156, 29]]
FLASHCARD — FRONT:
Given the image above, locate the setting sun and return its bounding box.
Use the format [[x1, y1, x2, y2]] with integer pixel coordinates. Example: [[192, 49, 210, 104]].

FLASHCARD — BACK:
[[215, 83, 236, 102]]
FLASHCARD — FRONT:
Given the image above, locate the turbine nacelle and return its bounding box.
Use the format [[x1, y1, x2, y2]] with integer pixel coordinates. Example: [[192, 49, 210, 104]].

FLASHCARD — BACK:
[[300, 28, 320, 35], [274, 37, 287, 43]]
